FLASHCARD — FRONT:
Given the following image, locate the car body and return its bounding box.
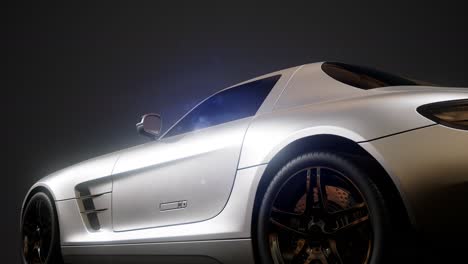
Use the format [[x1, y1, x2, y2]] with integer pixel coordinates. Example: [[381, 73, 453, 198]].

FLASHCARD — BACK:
[[21, 62, 468, 263]]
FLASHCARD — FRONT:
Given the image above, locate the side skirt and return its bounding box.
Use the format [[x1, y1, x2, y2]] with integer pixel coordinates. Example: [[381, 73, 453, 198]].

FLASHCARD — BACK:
[[62, 238, 254, 264]]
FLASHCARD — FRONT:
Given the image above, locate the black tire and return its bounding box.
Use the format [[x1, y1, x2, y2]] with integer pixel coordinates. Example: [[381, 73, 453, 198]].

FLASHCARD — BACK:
[[256, 152, 392, 264], [21, 192, 63, 264]]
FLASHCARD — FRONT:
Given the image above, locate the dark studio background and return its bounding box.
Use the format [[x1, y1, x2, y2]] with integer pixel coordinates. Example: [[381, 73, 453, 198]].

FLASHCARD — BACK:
[[4, 1, 468, 263]]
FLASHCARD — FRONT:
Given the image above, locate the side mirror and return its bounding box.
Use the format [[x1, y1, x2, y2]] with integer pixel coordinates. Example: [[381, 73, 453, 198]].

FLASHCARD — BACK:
[[136, 113, 162, 139]]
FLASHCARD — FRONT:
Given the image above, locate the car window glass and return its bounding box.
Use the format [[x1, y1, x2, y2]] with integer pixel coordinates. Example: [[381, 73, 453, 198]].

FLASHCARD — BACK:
[[322, 62, 421, 89], [163, 75, 281, 138]]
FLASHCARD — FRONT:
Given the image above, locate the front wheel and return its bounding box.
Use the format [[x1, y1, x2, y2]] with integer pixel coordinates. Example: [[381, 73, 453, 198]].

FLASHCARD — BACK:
[[256, 152, 391, 264], [21, 192, 63, 264]]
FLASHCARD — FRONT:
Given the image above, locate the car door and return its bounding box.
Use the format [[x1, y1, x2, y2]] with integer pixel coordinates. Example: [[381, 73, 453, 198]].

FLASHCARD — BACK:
[[111, 75, 280, 231]]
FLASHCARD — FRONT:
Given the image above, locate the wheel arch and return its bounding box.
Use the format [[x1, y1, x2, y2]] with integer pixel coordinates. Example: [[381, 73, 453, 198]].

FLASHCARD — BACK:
[[21, 184, 56, 222], [20, 183, 64, 263], [251, 134, 413, 245]]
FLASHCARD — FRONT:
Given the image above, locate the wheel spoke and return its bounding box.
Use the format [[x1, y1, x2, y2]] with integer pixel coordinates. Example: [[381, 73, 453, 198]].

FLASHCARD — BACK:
[[304, 169, 313, 214], [22, 196, 54, 264], [266, 163, 373, 264], [22, 221, 35, 234], [36, 199, 43, 226], [270, 205, 309, 237], [341, 215, 368, 232], [316, 168, 328, 210], [326, 204, 369, 234], [325, 239, 343, 264], [269, 233, 286, 264], [271, 207, 303, 220], [292, 239, 307, 258], [270, 218, 310, 237], [38, 246, 44, 264], [330, 202, 367, 218]]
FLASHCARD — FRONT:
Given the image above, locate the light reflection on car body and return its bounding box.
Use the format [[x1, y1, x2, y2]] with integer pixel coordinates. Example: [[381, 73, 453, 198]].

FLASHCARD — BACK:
[[21, 62, 468, 264]]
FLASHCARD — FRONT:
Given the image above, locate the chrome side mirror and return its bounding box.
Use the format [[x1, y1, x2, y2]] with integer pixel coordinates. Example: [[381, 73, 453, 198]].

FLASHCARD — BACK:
[[136, 113, 162, 139]]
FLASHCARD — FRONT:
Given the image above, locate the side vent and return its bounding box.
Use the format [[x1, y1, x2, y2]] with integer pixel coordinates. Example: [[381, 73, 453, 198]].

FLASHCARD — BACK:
[[75, 178, 112, 232]]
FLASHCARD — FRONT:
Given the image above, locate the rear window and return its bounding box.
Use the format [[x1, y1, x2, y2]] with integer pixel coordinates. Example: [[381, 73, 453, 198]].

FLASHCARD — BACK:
[[322, 62, 422, 89]]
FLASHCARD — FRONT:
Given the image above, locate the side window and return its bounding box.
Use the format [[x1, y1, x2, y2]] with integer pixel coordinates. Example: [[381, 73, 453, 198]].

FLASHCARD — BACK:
[[163, 75, 281, 138], [321, 62, 418, 89]]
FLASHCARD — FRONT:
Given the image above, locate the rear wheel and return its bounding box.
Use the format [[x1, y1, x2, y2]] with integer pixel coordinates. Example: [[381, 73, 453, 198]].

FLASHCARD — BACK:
[[21, 192, 63, 264], [256, 152, 391, 264]]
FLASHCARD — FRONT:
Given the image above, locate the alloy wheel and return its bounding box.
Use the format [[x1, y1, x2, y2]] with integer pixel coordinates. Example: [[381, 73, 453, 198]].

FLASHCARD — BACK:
[[267, 166, 372, 264], [22, 195, 53, 264]]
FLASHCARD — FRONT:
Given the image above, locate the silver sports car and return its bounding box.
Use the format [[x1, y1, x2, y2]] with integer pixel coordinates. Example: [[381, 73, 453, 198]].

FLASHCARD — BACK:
[[21, 62, 468, 264]]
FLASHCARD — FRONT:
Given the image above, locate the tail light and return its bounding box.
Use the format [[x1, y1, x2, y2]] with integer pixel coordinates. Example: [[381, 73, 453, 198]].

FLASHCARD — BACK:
[[417, 99, 468, 130]]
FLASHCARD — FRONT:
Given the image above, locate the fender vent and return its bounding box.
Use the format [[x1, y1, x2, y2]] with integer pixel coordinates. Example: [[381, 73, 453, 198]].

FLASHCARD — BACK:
[[77, 193, 108, 230], [75, 179, 112, 231]]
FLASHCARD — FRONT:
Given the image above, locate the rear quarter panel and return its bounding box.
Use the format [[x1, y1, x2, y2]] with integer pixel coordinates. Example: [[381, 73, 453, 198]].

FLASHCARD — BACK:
[[239, 90, 468, 168]]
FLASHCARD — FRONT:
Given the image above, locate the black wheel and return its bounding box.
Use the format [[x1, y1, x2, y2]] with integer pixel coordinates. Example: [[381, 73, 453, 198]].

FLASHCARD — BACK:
[[21, 192, 63, 264], [256, 152, 391, 264]]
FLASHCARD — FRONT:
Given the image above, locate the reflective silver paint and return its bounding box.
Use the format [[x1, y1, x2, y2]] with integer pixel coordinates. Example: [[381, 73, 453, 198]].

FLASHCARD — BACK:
[[22, 62, 468, 263], [112, 118, 251, 231], [360, 124, 468, 237], [57, 164, 266, 245]]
